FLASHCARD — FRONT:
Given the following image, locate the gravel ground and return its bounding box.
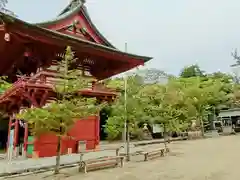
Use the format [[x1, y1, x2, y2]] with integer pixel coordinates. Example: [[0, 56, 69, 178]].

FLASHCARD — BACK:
[[5, 135, 240, 180]]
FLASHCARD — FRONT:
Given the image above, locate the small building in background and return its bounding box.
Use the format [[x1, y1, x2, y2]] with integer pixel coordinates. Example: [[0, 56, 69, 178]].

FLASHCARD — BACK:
[[218, 108, 240, 132]]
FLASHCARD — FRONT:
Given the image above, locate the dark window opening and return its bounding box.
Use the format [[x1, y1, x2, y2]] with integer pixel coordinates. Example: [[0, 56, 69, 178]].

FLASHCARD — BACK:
[[99, 107, 111, 140], [0, 118, 9, 151]]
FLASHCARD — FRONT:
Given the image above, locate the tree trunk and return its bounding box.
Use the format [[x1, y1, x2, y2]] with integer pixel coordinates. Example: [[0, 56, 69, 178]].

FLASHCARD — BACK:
[[163, 124, 168, 150], [54, 136, 62, 174], [200, 117, 204, 137]]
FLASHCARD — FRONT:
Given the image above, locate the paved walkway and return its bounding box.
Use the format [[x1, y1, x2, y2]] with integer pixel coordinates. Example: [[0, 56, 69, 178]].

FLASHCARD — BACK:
[[0, 139, 168, 175], [9, 135, 240, 180]]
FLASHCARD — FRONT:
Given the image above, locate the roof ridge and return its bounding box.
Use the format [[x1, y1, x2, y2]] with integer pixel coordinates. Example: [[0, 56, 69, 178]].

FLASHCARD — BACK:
[[58, 0, 85, 17], [34, 1, 83, 26]]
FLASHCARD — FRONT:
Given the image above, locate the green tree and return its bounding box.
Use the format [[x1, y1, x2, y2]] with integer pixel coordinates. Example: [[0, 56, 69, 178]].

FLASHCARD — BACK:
[[17, 47, 103, 174], [105, 77, 125, 93], [139, 83, 189, 149], [182, 78, 210, 134], [106, 66, 236, 141], [231, 84, 240, 108], [180, 64, 205, 78], [105, 75, 145, 140], [206, 72, 233, 83], [176, 77, 232, 133], [0, 76, 11, 94]]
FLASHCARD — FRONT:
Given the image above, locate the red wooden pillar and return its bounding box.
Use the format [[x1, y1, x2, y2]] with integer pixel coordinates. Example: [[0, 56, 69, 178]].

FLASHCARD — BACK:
[[6, 116, 12, 151], [14, 119, 19, 150], [19, 107, 29, 155]]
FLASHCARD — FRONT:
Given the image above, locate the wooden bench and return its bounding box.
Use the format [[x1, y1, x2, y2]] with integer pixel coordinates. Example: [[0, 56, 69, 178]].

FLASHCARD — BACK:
[[79, 156, 124, 173], [141, 148, 166, 161]]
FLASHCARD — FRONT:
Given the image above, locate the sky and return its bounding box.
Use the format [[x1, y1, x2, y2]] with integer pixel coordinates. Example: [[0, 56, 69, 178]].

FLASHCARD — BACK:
[[6, 0, 240, 75]]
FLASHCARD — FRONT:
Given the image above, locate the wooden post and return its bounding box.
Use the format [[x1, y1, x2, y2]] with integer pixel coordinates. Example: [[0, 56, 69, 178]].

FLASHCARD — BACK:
[[6, 116, 12, 152], [23, 122, 28, 155], [14, 120, 19, 150], [14, 119, 19, 157], [7, 115, 14, 161]]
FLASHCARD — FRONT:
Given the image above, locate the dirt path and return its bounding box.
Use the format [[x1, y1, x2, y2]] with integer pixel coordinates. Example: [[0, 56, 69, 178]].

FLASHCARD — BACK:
[[6, 135, 240, 180]]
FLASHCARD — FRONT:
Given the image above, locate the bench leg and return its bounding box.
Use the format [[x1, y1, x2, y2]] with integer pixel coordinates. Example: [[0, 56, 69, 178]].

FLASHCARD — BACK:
[[84, 164, 87, 173], [116, 157, 124, 167], [166, 147, 170, 153], [78, 153, 84, 172], [160, 150, 165, 157], [78, 161, 85, 172], [115, 158, 118, 166], [144, 153, 148, 161], [120, 157, 124, 167], [165, 147, 170, 155], [78, 164, 81, 172]]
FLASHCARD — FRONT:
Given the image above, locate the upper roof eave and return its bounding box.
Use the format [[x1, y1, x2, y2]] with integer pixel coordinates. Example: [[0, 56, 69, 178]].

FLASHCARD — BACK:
[[0, 13, 153, 63], [34, 0, 115, 48]]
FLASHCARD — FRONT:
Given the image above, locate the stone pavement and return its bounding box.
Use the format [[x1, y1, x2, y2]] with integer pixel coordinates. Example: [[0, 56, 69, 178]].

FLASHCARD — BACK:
[[0, 149, 117, 174], [0, 134, 231, 178], [12, 135, 240, 180], [0, 139, 169, 176]]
